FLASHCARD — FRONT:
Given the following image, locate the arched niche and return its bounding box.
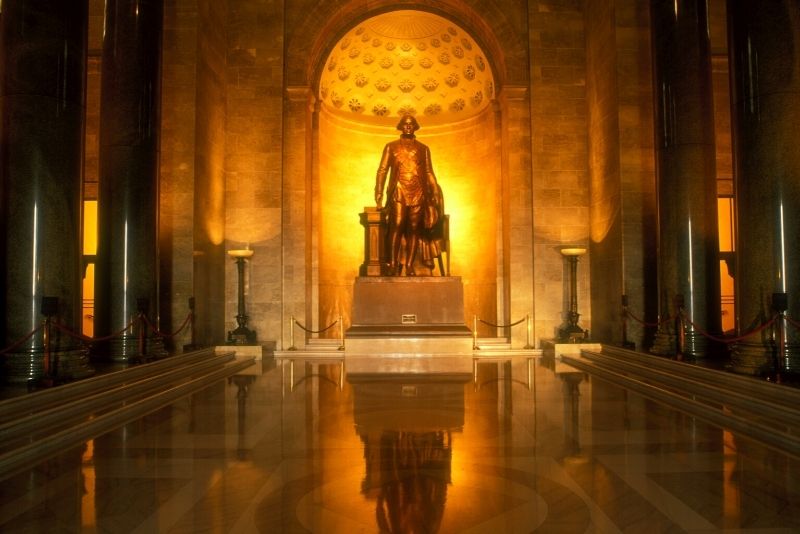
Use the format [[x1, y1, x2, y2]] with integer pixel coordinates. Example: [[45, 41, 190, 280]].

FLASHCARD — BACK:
[[282, 4, 533, 345]]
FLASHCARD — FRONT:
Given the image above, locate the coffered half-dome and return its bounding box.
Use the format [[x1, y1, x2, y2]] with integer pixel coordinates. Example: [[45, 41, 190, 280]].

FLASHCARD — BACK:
[[319, 10, 495, 125]]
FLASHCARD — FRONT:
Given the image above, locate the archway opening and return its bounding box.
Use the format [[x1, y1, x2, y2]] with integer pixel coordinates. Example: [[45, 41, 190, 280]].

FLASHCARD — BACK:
[[316, 10, 501, 333]]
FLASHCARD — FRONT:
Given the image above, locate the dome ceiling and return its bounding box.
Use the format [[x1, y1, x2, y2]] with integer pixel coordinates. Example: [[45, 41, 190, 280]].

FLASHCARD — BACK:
[[319, 10, 495, 125]]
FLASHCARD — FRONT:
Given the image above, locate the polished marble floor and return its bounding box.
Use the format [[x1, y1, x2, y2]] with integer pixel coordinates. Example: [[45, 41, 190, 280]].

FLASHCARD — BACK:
[[1, 354, 799, 533]]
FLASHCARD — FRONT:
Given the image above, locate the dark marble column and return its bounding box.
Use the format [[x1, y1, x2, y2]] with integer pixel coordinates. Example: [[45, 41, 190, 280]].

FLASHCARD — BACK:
[[729, 1, 800, 375], [95, 0, 164, 361], [0, 0, 92, 383], [649, 0, 720, 359]]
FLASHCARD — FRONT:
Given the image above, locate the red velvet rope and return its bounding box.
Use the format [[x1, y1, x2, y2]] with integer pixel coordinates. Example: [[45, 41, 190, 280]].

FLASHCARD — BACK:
[[478, 317, 526, 328], [624, 309, 672, 328], [293, 318, 339, 334], [680, 311, 778, 344], [142, 313, 193, 339], [783, 314, 800, 331], [0, 324, 44, 355], [51, 318, 138, 343]]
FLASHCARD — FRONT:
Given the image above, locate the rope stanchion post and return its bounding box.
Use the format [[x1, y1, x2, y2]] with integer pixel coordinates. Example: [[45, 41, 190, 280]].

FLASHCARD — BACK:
[[137, 297, 149, 359], [621, 294, 635, 349], [524, 314, 533, 349], [40, 296, 59, 387], [288, 315, 297, 351], [338, 314, 345, 351], [183, 297, 197, 351], [674, 294, 686, 361], [473, 315, 478, 350], [772, 292, 788, 384]]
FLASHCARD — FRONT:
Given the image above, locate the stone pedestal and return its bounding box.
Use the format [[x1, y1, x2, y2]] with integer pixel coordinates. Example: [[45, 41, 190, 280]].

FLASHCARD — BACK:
[[346, 276, 472, 354]]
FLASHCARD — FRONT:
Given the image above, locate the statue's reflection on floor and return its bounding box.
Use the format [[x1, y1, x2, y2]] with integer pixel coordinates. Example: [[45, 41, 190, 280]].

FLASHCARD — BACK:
[[350, 372, 468, 534]]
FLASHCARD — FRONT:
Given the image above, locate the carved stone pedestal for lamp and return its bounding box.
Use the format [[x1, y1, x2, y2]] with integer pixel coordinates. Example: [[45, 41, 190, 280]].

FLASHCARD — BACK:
[[558, 247, 588, 343], [227, 248, 257, 345]]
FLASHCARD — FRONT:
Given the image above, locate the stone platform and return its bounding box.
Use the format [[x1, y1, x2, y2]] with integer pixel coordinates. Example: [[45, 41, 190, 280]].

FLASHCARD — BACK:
[[346, 276, 472, 355]]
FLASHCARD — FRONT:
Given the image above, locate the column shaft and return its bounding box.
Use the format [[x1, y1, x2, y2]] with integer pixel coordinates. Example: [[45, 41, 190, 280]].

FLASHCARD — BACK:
[[729, 1, 800, 375], [0, 0, 91, 383], [650, 0, 720, 358], [95, 0, 164, 361]]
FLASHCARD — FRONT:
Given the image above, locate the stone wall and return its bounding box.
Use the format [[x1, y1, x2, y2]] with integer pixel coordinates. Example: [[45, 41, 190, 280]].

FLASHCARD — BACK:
[[160, 0, 199, 349], [223, 0, 285, 346], [585, 0, 656, 349], [528, 0, 590, 343]]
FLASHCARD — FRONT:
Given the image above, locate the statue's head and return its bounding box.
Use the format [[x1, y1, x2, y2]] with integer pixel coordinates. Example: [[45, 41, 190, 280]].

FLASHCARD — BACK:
[[396, 114, 420, 135]]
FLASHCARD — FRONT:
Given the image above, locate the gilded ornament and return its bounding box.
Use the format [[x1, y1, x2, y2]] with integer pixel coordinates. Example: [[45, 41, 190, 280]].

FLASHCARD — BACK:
[[372, 103, 389, 116], [348, 98, 364, 112], [422, 78, 439, 91], [397, 104, 416, 116], [424, 103, 442, 115], [471, 90, 483, 106], [398, 80, 416, 93], [445, 72, 460, 87], [463, 64, 476, 81], [374, 78, 391, 91]]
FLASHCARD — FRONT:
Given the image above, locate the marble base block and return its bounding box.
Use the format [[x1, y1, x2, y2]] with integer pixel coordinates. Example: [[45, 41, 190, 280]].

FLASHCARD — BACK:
[[347, 276, 472, 355]]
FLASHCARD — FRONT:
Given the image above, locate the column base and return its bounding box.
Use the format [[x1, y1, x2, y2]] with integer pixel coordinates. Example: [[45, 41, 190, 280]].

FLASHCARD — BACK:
[[3, 347, 94, 385]]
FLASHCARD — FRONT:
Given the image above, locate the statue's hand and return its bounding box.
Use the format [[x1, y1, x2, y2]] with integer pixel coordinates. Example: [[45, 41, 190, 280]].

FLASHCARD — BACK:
[[375, 191, 383, 208]]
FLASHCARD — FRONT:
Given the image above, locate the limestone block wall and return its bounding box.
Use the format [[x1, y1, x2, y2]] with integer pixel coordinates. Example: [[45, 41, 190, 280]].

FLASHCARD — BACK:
[[223, 0, 285, 347], [528, 0, 590, 343], [614, 1, 656, 350], [160, 0, 200, 349], [585, 0, 656, 348]]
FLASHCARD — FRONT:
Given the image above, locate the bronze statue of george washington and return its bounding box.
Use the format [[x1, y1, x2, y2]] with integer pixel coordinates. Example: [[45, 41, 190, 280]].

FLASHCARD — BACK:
[[374, 115, 444, 276]]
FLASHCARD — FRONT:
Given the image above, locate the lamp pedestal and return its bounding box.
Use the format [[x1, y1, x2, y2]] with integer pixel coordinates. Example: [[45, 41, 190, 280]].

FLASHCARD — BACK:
[[558, 247, 588, 343], [227, 249, 257, 345]]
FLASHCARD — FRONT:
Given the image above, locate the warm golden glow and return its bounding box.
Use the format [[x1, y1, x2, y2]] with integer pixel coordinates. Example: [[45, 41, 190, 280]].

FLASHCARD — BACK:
[[717, 197, 734, 252], [81, 440, 96, 529], [718, 197, 735, 332], [560, 247, 587, 256], [83, 200, 98, 254], [227, 248, 254, 258], [204, 169, 226, 246], [82, 201, 97, 336], [318, 108, 499, 326]]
